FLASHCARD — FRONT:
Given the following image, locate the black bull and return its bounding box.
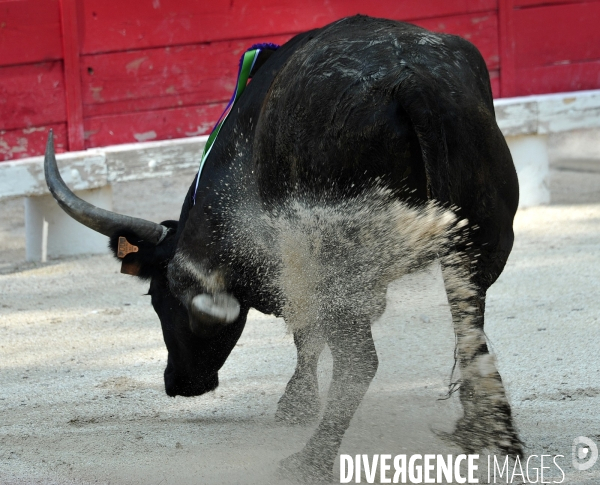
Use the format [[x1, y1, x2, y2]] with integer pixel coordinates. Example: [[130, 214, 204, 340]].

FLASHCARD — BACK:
[[45, 15, 521, 482]]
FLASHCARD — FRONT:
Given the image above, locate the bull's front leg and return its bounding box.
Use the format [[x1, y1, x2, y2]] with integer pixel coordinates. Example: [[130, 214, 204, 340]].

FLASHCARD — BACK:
[[441, 259, 523, 457], [275, 325, 326, 425], [279, 319, 378, 482]]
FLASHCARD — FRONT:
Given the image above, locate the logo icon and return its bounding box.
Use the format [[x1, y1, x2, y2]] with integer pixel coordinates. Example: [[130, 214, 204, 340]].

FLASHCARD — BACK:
[[572, 436, 598, 471]]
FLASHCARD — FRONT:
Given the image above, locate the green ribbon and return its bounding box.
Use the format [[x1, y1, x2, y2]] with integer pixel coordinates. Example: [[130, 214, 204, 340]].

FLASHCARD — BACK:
[[193, 49, 260, 203]]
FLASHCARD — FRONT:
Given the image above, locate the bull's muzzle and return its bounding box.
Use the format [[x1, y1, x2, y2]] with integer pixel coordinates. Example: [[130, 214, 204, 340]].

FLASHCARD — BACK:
[[188, 292, 241, 337]]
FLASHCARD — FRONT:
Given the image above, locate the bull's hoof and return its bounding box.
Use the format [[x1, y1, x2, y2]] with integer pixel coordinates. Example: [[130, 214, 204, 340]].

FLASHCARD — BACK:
[[191, 292, 240, 325], [436, 415, 524, 458], [278, 449, 333, 483], [164, 371, 218, 397], [275, 377, 320, 426]]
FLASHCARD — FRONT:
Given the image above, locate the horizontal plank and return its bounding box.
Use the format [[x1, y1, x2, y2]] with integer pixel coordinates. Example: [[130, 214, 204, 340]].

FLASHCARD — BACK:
[[80, 0, 496, 54], [537, 89, 600, 133], [494, 89, 600, 135], [103, 136, 206, 182], [0, 0, 62, 67], [414, 11, 499, 69], [81, 92, 231, 120], [0, 135, 208, 200], [0, 146, 106, 198], [0, 61, 67, 131], [515, 61, 600, 96], [0, 123, 67, 162], [514, 2, 600, 68], [83, 102, 227, 148], [494, 100, 539, 136], [80, 34, 293, 118]]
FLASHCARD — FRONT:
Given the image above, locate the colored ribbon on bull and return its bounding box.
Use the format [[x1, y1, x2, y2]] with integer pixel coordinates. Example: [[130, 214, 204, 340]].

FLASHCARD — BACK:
[[192, 44, 278, 205]]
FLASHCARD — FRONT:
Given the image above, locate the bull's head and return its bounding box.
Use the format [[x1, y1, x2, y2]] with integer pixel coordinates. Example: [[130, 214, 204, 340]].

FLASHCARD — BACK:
[[44, 131, 247, 397]]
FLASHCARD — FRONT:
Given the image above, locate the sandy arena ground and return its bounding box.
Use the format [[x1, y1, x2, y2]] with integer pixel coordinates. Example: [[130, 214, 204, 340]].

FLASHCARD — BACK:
[[2, 136, 600, 484]]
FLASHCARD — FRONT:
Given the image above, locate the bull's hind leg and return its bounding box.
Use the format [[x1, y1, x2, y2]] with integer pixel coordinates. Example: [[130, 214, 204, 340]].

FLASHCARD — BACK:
[[279, 318, 378, 482], [441, 255, 523, 457], [275, 325, 326, 425]]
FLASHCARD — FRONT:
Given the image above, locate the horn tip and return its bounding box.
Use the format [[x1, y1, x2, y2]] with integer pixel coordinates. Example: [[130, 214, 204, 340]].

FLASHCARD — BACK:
[[45, 130, 55, 156]]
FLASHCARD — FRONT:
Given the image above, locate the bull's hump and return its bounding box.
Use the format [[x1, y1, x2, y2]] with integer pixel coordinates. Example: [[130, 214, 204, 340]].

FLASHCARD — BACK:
[[286, 18, 448, 75], [268, 18, 463, 109]]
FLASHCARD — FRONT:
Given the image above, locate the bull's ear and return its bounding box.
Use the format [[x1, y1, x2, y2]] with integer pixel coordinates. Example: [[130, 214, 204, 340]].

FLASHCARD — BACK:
[[116, 236, 142, 275], [108, 233, 154, 278], [108, 220, 178, 279]]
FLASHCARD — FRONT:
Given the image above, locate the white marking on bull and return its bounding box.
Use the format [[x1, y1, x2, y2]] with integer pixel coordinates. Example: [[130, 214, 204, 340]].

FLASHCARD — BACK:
[[170, 252, 227, 294]]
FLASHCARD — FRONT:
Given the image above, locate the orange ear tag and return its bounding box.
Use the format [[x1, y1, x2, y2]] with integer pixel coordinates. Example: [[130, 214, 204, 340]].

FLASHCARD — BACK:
[[117, 237, 139, 259], [117, 237, 141, 275]]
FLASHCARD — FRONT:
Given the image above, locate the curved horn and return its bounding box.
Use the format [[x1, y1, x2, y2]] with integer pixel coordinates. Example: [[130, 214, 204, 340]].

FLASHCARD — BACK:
[[44, 130, 169, 245]]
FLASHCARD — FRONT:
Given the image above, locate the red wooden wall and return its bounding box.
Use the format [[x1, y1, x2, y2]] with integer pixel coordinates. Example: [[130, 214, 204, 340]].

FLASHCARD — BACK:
[[1, 0, 599, 161]]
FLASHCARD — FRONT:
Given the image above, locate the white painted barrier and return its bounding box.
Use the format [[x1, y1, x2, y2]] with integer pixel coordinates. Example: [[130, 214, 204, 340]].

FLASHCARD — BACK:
[[0, 137, 207, 261], [1, 89, 599, 260], [495, 89, 600, 207], [25, 187, 112, 262]]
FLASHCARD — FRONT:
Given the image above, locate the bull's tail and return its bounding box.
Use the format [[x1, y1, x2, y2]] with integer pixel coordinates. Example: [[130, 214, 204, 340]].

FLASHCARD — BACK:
[[394, 66, 451, 204]]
